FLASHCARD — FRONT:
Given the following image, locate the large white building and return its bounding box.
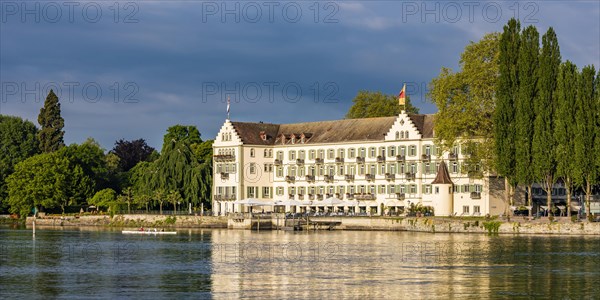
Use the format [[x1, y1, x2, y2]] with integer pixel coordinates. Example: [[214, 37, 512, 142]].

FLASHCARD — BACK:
[[212, 111, 505, 216]]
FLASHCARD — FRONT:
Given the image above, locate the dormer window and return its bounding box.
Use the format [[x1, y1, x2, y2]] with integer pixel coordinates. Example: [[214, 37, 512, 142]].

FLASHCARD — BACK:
[[259, 131, 267, 141], [290, 134, 296, 144]]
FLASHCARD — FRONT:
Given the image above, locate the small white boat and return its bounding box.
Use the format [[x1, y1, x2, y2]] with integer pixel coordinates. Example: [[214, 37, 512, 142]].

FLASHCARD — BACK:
[[122, 230, 177, 235]]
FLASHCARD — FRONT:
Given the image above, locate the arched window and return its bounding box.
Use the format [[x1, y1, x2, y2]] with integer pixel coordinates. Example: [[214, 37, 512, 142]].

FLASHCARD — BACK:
[[395, 131, 399, 139]]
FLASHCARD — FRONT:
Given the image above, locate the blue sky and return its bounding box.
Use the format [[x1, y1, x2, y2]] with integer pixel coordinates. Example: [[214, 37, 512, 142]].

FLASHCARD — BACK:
[[1, 1, 598, 151]]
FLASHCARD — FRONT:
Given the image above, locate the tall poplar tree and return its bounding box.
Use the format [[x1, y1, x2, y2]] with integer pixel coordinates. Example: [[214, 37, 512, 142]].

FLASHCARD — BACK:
[[554, 61, 578, 217], [494, 18, 520, 213], [38, 89, 65, 153], [532, 27, 560, 216], [573, 65, 597, 218], [515, 25, 538, 215]]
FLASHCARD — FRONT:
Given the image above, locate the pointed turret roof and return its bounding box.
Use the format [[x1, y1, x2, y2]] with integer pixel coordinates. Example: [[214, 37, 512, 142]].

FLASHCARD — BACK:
[[432, 161, 453, 185]]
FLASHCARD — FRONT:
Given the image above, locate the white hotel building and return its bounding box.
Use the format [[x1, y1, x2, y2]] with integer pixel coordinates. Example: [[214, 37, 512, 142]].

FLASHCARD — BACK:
[[212, 111, 505, 216]]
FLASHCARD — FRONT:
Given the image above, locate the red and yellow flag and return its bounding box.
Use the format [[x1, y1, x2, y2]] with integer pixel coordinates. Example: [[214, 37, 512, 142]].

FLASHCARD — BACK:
[[398, 84, 406, 106]]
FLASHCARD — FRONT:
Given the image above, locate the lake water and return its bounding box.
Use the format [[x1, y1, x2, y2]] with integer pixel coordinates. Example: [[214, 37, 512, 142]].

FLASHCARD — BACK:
[[1, 227, 599, 299]]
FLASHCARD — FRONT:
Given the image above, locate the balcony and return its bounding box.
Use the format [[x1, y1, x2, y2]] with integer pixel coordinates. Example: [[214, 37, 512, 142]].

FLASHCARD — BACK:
[[285, 176, 295, 183], [422, 154, 431, 162], [377, 156, 385, 163], [315, 158, 324, 164], [395, 193, 405, 200], [335, 193, 341, 199], [470, 192, 481, 199], [405, 173, 416, 181], [385, 173, 395, 181], [396, 155, 405, 162], [345, 193, 355, 200], [365, 174, 375, 181], [220, 172, 229, 180], [305, 175, 315, 182], [317, 194, 324, 200], [288, 194, 295, 199], [324, 175, 334, 182], [296, 159, 305, 165], [298, 194, 305, 200], [449, 152, 458, 161], [214, 194, 236, 200], [335, 157, 344, 164], [345, 174, 355, 181], [309, 194, 315, 200], [213, 154, 235, 162], [355, 193, 376, 200], [356, 157, 365, 163], [274, 159, 282, 166]]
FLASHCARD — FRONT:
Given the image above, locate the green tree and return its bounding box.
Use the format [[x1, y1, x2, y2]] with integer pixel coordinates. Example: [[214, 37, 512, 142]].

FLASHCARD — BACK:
[[0, 115, 39, 209], [118, 187, 134, 214], [345, 91, 419, 119], [6, 152, 75, 216], [532, 27, 561, 216], [88, 188, 117, 212], [428, 32, 499, 170], [162, 125, 202, 150], [515, 25, 539, 215], [167, 190, 183, 213], [60, 139, 109, 194], [554, 61, 578, 217], [191, 140, 214, 163], [38, 90, 65, 153], [495, 18, 520, 213], [573, 65, 597, 218], [154, 189, 167, 215]]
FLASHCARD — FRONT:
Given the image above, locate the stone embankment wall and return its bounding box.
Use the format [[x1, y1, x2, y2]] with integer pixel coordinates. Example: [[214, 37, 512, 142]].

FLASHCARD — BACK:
[[26, 214, 228, 228]]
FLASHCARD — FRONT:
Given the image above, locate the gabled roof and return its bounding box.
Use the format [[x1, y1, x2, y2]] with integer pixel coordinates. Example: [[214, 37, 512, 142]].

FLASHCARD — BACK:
[[431, 160, 453, 185], [229, 113, 434, 145], [408, 114, 434, 138]]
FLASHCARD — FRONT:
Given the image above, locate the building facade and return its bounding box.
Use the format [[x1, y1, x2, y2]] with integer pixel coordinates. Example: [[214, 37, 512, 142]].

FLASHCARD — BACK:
[[212, 111, 506, 216]]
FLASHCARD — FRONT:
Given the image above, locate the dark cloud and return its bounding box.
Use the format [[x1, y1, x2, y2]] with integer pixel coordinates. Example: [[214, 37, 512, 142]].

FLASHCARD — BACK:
[[1, 1, 598, 150]]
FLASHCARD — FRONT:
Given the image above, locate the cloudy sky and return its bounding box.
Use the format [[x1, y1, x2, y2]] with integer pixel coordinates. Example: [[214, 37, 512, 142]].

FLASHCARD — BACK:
[[1, 1, 598, 151]]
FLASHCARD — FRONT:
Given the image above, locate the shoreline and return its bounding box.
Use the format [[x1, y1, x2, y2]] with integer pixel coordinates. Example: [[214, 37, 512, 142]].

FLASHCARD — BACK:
[[16, 214, 600, 235]]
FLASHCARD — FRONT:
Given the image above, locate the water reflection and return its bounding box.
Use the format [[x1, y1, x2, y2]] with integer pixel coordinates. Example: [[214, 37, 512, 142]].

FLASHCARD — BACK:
[[1, 227, 598, 299]]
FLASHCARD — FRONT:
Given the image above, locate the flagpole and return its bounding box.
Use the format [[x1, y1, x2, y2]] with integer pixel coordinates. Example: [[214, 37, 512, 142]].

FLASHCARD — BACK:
[[227, 96, 230, 120]]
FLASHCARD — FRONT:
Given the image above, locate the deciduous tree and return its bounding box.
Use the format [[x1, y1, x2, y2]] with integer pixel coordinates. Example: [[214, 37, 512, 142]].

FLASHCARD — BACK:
[[345, 91, 419, 119]]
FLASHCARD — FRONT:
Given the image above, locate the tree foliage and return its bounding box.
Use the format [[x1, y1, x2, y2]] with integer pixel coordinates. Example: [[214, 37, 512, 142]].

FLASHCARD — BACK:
[[494, 18, 520, 182], [88, 188, 117, 211], [574, 65, 597, 217], [162, 125, 202, 150], [38, 90, 65, 153], [532, 27, 561, 213], [111, 138, 156, 172], [554, 61, 578, 216], [345, 91, 419, 119], [428, 32, 499, 170], [0, 115, 39, 208]]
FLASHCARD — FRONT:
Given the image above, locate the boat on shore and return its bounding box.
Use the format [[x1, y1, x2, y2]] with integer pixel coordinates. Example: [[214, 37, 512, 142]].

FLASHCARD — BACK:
[[122, 230, 177, 235]]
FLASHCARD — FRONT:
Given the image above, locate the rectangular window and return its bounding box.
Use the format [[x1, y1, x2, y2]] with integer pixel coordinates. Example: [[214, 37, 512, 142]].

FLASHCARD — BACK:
[[277, 151, 283, 160], [409, 145, 416, 156], [262, 187, 272, 198], [276, 167, 283, 177], [409, 184, 417, 194], [289, 150, 296, 160], [276, 187, 284, 196], [424, 184, 432, 194], [309, 150, 315, 160], [298, 150, 305, 159], [378, 185, 385, 194], [249, 163, 256, 174], [338, 149, 345, 158], [247, 186, 257, 198], [463, 206, 470, 214], [388, 146, 396, 157], [369, 147, 376, 158], [318, 149, 325, 159], [474, 206, 480, 213], [349, 148, 356, 158], [328, 149, 335, 159]]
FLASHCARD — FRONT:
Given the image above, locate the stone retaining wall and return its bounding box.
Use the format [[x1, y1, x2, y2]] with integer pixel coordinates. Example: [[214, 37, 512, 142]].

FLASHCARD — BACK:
[[26, 214, 228, 228]]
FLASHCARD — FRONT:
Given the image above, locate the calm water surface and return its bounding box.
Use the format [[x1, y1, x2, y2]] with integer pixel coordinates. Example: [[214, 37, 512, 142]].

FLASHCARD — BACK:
[[1, 226, 599, 299]]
